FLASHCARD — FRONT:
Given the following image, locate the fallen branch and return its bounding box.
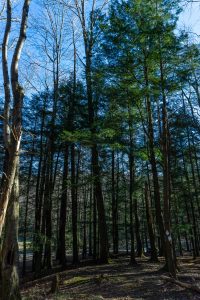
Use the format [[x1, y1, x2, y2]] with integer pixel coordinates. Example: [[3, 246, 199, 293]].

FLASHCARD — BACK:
[[161, 275, 200, 294]]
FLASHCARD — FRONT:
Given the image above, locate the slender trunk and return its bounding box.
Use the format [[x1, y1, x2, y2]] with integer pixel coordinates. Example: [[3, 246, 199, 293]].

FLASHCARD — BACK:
[[111, 150, 118, 254], [81, 10, 108, 262], [144, 57, 166, 258], [32, 105, 46, 271], [71, 144, 79, 264], [129, 151, 137, 265], [22, 128, 36, 275], [125, 194, 129, 254], [134, 197, 142, 257], [181, 145, 199, 257], [93, 184, 97, 260], [57, 144, 68, 266], [33, 146, 47, 273], [82, 187, 87, 259], [43, 146, 53, 270], [88, 186, 93, 256], [92, 146, 108, 263], [122, 169, 129, 254], [160, 50, 176, 277], [145, 182, 158, 262]]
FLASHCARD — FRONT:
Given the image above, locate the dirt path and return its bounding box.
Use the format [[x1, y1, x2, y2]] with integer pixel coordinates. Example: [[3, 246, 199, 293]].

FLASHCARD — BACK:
[[21, 256, 200, 300]]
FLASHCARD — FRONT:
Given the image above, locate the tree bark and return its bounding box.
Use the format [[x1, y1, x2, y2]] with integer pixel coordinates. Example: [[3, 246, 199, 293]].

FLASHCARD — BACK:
[[71, 144, 79, 264], [22, 123, 36, 275], [1, 161, 21, 300], [0, 1, 31, 298], [57, 144, 68, 267], [160, 49, 177, 277], [75, 0, 108, 263], [111, 150, 118, 254], [143, 56, 166, 258], [145, 182, 158, 262]]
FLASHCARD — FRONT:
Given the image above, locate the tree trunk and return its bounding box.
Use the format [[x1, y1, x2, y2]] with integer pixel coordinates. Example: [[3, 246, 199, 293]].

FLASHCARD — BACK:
[[57, 144, 68, 267], [134, 197, 142, 257], [88, 186, 93, 256], [32, 105, 46, 272], [71, 144, 79, 264], [32, 146, 47, 273], [1, 162, 21, 300], [160, 50, 177, 277], [0, 1, 31, 297], [111, 150, 118, 254], [22, 141, 34, 275], [144, 57, 166, 258], [82, 187, 87, 259], [92, 146, 108, 263], [43, 146, 53, 270], [76, 1, 109, 263], [93, 184, 97, 260], [129, 151, 137, 265], [145, 182, 158, 262]]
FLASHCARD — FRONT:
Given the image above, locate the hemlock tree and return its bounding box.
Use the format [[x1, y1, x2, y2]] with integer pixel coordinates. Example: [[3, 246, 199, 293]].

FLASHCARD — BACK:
[[95, 0, 185, 276], [72, 0, 109, 263]]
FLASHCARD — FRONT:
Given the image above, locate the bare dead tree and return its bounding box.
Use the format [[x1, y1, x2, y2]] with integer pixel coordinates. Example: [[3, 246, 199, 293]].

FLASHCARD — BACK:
[[0, 0, 31, 298]]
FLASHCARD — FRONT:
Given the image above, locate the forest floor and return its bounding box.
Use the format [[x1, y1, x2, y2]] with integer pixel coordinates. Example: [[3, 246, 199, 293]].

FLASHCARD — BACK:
[[21, 256, 200, 300]]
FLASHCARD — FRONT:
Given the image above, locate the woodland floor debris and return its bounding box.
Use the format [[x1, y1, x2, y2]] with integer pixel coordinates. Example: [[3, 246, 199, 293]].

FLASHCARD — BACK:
[[21, 256, 200, 300]]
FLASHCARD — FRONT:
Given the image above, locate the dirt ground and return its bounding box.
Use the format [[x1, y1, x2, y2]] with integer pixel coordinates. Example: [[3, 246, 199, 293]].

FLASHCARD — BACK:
[[21, 256, 200, 300]]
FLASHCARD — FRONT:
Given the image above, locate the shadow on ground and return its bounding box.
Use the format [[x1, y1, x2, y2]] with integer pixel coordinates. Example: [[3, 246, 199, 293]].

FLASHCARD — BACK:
[[21, 256, 200, 300]]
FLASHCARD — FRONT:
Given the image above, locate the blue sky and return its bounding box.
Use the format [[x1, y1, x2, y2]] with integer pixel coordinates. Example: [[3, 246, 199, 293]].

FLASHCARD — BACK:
[[1, 0, 200, 97], [179, 1, 200, 36]]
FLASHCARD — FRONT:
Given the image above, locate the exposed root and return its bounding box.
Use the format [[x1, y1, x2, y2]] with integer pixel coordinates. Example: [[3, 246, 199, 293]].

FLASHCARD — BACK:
[[161, 275, 200, 294]]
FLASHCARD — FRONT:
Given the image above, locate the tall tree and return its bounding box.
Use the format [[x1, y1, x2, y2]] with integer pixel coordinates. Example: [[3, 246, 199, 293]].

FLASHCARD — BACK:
[[0, 0, 31, 298], [73, 0, 109, 263]]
